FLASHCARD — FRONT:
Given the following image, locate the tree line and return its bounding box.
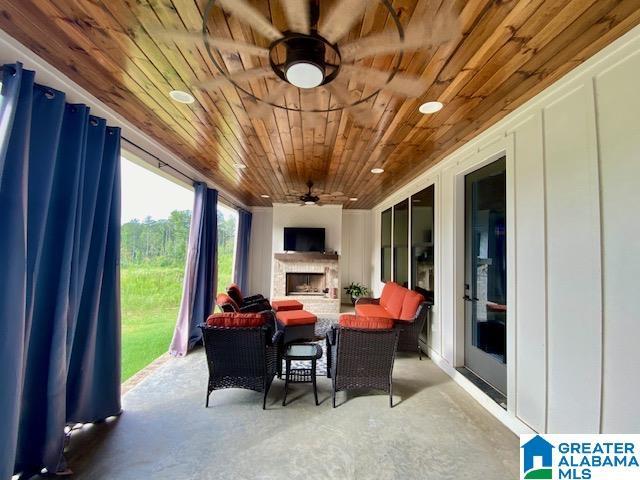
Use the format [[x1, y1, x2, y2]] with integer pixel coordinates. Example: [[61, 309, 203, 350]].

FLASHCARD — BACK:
[[121, 210, 237, 267]]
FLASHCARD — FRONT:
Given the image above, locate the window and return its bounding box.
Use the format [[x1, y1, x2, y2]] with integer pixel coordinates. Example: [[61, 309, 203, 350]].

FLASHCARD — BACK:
[[217, 204, 238, 294], [381, 208, 392, 282], [411, 185, 435, 298], [393, 199, 409, 287], [120, 156, 193, 382]]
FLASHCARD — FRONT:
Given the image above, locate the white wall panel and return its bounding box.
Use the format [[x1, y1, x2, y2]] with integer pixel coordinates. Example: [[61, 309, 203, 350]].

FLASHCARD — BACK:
[[341, 210, 372, 303], [543, 85, 602, 433], [595, 51, 640, 433], [248, 208, 273, 297], [511, 113, 547, 433]]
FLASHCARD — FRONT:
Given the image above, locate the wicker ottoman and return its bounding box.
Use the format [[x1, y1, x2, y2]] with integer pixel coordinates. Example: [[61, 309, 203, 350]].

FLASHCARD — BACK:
[[275, 309, 318, 377]]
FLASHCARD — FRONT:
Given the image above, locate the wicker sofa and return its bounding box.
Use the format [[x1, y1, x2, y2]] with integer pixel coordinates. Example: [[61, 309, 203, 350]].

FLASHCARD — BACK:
[[215, 292, 270, 313], [199, 311, 281, 409], [355, 282, 431, 359], [326, 315, 399, 408]]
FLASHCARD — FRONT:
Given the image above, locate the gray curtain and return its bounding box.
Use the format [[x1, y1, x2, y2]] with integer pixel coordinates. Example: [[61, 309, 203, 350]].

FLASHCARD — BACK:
[[0, 62, 121, 478], [169, 183, 218, 356]]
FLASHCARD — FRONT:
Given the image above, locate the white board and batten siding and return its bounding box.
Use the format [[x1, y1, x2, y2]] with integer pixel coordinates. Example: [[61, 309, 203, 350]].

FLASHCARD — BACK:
[[370, 26, 640, 434]]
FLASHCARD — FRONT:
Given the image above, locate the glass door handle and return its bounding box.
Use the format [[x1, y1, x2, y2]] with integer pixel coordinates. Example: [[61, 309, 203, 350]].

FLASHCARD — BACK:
[[463, 295, 479, 302]]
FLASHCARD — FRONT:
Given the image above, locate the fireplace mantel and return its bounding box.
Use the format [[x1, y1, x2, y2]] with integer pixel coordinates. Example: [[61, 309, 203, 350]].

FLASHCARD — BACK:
[[274, 252, 339, 262]]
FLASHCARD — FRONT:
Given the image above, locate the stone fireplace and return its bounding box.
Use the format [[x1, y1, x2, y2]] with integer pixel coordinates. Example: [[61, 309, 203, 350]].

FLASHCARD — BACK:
[[272, 252, 340, 314]]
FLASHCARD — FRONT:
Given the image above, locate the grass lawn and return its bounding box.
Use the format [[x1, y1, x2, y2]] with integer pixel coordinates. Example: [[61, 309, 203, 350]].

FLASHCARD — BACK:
[[120, 247, 235, 382], [120, 266, 185, 382]]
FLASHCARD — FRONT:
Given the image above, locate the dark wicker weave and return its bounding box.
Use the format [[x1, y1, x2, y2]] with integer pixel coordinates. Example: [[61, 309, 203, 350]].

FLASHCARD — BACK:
[[217, 297, 271, 313], [325, 326, 399, 408], [199, 322, 278, 409], [396, 303, 431, 359]]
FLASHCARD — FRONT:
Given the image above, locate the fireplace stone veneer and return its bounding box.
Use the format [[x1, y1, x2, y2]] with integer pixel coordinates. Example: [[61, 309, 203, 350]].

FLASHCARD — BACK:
[[272, 253, 340, 314]]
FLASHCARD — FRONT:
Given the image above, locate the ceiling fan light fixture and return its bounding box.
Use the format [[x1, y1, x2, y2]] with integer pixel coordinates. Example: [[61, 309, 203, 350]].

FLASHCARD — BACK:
[[419, 101, 444, 114], [169, 90, 195, 104], [304, 200, 317, 205], [286, 62, 324, 89], [370, 167, 384, 174]]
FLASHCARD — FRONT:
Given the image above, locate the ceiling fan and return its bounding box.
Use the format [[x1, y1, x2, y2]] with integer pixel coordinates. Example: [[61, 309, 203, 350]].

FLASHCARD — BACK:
[[287, 180, 349, 205], [152, 0, 459, 124]]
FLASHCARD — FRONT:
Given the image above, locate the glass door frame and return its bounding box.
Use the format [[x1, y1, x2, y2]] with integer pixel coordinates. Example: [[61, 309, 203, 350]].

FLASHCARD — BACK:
[[452, 145, 516, 410]]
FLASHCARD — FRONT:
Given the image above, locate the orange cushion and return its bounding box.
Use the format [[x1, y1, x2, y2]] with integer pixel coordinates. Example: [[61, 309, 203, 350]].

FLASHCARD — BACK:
[[355, 304, 394, 319], [379, 282, 399, 309], [399, 290, 425, 321], [339, 314, 393, 330], [276, 309, 317, 326], [206, 312, 266, 328], [227, 284, 243, 305], [385, 284, 407, 318], [272, 299, 304, 312], [216, 293, 239, 311]]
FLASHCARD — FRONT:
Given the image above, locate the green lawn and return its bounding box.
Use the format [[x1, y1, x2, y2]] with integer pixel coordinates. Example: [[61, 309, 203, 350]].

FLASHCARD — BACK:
[[120, 266, 185, 382], [120, 246, 235, 382]]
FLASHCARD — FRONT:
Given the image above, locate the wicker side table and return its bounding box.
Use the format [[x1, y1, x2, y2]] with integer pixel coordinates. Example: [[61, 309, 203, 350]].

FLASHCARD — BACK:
[[282, 343, 323, 406]]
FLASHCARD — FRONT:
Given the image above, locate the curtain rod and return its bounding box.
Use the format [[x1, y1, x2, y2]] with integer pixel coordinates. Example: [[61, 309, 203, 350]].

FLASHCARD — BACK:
[[121, 136, 248, 212]]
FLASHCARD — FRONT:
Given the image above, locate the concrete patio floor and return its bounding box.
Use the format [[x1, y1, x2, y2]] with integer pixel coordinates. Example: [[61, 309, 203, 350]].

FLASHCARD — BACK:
[[61, 350, 519, 479]]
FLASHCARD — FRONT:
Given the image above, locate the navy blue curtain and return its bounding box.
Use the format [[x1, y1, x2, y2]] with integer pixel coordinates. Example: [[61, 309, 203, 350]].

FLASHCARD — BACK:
[[0, 63, 122, 478], [169, 183, 218, 356], [234, 209, 252, 294]]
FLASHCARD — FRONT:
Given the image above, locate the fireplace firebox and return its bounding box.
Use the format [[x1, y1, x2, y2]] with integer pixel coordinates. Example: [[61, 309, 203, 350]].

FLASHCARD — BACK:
[[286, 272, 326, 296]]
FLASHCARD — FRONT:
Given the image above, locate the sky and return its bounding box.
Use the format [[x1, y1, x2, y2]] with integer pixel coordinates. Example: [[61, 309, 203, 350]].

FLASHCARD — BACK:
[[120, 157, 194, 224], [120, 156, 237, 224]]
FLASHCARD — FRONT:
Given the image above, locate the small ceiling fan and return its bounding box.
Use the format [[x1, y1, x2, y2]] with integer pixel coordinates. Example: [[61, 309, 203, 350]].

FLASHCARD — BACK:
[[152, 0, 459, 125], [286, 180, 349, 205]]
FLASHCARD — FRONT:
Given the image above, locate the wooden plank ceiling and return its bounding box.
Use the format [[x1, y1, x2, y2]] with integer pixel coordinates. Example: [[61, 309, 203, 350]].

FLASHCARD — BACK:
[[1, 0, 639, 208]]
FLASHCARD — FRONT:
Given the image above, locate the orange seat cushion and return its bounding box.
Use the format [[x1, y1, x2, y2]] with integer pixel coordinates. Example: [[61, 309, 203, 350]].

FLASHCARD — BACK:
[[276, 309, 317, 326], [216, 293, 239, 311], [272, 299, 304, 312], [206, 312, 266, 328], [339, 314, 393, 330], [399, 290, 425, 321], [355, 304, 395, 319], [385, 285, 407, 318]]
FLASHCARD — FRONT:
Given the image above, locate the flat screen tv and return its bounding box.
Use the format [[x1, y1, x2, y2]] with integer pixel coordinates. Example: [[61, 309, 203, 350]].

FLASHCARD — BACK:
[[284, 227, 325, 252]]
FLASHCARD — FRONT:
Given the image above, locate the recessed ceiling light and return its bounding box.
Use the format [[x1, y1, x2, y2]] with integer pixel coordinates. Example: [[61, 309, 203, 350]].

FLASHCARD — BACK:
[[234, 163, 247, 169], [260, 194, 270, 198], [371, 167, 384, 174], [419, 101, 443, 114], [169, 90, 195, 104], [349, 197, 358, 201]]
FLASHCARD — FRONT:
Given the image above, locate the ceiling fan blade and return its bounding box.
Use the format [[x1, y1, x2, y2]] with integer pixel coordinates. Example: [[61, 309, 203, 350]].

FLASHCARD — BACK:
[[193, 67, 274, 90], [324, 84, 372, 127], [341, 65, 427, 97], [340, 4, 460, 61], [151, 29, 270, 58], [250, 82, 291, 118], [217, 0, 283, 42], [281, 0, 310, 34], [318, 0, 369, 44]]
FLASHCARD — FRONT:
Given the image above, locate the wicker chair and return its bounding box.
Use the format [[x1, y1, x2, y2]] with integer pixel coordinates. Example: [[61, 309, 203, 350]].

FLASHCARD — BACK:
[[199, 312, 280, 410], [227, 283, 271, 311], [215, 293, 269, 313], [325, 326, 399, 408]]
